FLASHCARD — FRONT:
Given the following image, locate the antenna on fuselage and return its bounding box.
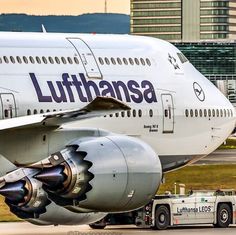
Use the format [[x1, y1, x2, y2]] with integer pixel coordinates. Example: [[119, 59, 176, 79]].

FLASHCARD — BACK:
[[41, 24, 47, 33]]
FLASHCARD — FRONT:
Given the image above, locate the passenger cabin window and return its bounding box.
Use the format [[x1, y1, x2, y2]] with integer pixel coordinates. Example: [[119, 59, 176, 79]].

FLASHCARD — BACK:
[[55, 57, 60, 64], [140, 58, 145, 65], [42, 57, 48, 64], [29, 56, 35, 64], [127, 110, 131, 117], [146, 58, 151, 66], [123, 58, 128, 65], [61, 57, 66, 64], [67, 57, 73, 64], [135, 58, 140, 65], [17, 56, 22, 64], [117, 58, 122, 65], [138, 109, 142, 117], [4, 56, 9, 63], [36, 56, 41, 64], [10, 56, 15, 64], [149, 109, 153, 117], [49, 57, 54, 64], [129, 58, 134, 65], [74, 57, 79, 64], [105, 57, 110, 65], [23, 56, 28, 64], [111, 57, 116, 65], [98, 57, 104, 65]]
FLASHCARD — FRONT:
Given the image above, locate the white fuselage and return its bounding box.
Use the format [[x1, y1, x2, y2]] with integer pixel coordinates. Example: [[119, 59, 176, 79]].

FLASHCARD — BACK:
[[0, 32, 234, 171]]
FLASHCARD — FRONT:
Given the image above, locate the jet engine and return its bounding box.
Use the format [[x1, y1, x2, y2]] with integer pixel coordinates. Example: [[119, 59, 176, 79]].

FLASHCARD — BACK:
[[0, 168, 51, 219], [0, 169, 106, 225], [34, 135, 162, 212]]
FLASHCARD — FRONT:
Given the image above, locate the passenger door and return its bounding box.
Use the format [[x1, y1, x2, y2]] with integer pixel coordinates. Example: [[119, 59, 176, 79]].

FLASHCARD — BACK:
[[67, 38, 102, 79], [161, 94, 174, 133], [0, 93, 17, 119]]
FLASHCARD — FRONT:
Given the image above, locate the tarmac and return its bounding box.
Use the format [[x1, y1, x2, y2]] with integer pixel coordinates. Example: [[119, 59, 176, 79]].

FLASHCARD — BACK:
[[197, 149, 236, 165], [0, 223, 236, 235]]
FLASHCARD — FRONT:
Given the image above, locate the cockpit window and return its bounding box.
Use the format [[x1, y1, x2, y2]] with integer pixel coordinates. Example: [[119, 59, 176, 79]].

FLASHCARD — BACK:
[[177, 53, 188, 63]]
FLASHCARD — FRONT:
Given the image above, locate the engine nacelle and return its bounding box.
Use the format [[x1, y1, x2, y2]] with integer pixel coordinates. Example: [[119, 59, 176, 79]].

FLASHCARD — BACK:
[[35, 135, 162, 212], [27, 202, 106, 226]]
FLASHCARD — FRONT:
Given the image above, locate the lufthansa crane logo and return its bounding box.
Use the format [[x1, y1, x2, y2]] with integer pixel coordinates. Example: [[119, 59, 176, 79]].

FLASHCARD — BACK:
[[193, 82, 205, 102]]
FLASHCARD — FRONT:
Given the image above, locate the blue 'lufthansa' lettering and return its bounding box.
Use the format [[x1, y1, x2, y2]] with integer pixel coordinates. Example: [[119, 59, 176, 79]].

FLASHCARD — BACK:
[[30, 73, 157, 104]]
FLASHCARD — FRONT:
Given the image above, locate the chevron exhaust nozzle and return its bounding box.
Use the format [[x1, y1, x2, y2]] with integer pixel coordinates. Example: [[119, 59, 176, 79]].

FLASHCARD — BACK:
[[34, 165, 67, 189], [0, 181, 26, 202]]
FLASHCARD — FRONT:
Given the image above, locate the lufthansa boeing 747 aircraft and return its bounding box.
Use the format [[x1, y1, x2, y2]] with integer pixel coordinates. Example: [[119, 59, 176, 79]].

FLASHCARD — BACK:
[[0, 32, 234, 226]]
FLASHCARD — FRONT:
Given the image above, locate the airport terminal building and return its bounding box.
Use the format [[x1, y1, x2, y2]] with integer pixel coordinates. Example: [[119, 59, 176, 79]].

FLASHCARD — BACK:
[[131, 0, 236, 42], [130, 0, 236, 105]]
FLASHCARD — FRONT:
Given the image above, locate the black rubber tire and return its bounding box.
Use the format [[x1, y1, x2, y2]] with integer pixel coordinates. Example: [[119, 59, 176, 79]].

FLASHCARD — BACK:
[[89, 224, 106, 229], [215, 203, 232, 228], [154, 205, 170, 230]]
